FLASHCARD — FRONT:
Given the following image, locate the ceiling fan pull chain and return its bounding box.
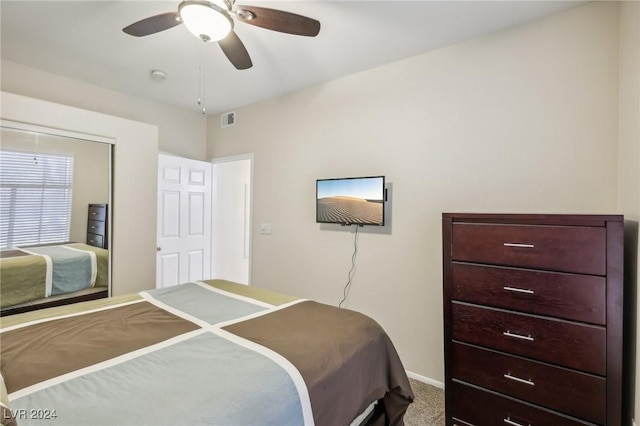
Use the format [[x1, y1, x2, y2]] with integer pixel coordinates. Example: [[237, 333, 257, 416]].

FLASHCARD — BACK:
[[196, 62, 207, 114], [201, 74, 207, 115], [198, 63, 206, 115], [197, 65, 202, 106]]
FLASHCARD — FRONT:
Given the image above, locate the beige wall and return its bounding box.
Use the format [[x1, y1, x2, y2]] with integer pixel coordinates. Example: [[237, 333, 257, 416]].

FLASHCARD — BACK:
[[618, 1, 640, 423], [1, 59, 207, 161], [207, 1, 621, 388], [1, 92, 159, 296]]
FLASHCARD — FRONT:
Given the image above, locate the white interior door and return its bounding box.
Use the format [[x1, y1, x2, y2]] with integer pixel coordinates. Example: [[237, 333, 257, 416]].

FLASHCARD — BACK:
[[157, 154, 212, 288], [211, 156, 252, 284]]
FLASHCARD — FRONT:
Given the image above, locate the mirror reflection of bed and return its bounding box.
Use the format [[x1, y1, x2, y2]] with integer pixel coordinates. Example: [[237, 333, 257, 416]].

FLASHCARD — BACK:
[[0, 126, 112, 316]]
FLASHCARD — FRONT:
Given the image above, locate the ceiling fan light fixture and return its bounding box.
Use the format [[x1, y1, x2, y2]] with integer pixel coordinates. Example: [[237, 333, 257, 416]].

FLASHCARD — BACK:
[[179, 0, 233, 43]]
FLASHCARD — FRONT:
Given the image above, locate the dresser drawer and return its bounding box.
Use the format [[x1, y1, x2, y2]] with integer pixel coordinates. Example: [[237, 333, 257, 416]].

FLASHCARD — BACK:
[[87, 220, 105, 235], [452, 263, 606, 324], [88, 205, 106, 222], [452, 302, 606, 375], [451, 342, 606, 424], [86, 233, 104, 248], [449, 380, 596, 426], [451, 223, 606, 275]]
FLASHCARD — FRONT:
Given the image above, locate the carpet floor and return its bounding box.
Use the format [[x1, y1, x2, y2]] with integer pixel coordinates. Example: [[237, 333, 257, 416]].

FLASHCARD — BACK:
[[404, 378, 445, 426]]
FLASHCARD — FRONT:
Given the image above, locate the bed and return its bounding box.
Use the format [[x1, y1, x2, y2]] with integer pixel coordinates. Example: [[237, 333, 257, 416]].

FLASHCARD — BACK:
[[0, 279, 414, 426], [0, 243, 109, 316]]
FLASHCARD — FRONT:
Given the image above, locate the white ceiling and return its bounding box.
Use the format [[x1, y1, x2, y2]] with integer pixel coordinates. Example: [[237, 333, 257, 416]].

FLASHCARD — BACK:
[[1, 1, 585, 115]]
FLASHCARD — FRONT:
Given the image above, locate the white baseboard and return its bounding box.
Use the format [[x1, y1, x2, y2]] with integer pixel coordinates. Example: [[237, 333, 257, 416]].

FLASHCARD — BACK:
[[406, 370, 445, 389]]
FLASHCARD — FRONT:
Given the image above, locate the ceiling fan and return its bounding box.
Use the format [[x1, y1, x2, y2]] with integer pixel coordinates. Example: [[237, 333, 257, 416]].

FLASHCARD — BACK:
[[123, 0, 321, 70]]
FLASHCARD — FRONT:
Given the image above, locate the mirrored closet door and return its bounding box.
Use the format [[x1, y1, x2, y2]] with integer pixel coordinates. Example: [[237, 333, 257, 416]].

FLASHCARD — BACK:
[[0, 125, 112, 315]]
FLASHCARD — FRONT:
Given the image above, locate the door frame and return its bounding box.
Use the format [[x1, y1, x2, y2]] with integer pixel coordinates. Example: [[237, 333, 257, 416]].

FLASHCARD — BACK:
[[209, 153, 254, 285]]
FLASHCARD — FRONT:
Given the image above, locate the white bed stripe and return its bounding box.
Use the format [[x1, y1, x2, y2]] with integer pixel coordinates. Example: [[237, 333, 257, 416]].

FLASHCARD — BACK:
[[139, 291, 212, 328], [8, 286, 317, 425], [64, 245, 98, 286], [20, 249, 53, 297], [0, 299, 145, 333], [9, 329, 207, 400], [10, 324, 316, 426], [210, 327, 315, 426], [213, 298, 308, 328], [193, 281, 275, 308], [142, 284, 308, 330]]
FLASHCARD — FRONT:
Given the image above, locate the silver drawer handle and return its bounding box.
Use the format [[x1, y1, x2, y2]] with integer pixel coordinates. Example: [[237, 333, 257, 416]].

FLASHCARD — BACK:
[[504, 242, 534, 248], [503, 286, 534, 295], [504, 373, 535, 386], [504, 417, 530, 426], [503, 331, 534, 341]]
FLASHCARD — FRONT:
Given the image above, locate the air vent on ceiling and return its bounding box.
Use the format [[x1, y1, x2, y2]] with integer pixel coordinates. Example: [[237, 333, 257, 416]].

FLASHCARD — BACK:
[[221, 111, 236, 128]]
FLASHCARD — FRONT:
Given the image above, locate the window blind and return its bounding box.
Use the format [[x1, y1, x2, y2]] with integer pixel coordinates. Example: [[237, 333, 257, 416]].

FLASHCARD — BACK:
[[0, 150, 74, 248]]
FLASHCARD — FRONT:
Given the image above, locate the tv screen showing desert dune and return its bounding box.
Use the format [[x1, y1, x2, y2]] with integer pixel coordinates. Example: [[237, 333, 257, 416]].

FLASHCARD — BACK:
[[316, 177, 384, 225]]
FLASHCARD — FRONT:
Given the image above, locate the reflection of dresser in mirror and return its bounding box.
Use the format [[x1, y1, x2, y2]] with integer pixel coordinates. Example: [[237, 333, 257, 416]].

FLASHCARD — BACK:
[[87, 204, 108, 249]]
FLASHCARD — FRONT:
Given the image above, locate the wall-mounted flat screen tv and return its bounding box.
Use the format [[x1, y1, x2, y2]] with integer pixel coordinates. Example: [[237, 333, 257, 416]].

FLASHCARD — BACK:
[[316, 176, 385, 226]]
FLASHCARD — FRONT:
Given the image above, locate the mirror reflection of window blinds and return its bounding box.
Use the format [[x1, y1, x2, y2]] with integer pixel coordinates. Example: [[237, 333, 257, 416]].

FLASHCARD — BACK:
[[0, 150, 74, 248]]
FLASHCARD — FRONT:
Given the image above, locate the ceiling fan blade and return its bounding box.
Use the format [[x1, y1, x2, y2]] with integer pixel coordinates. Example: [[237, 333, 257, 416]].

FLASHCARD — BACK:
[[236, 6, 320, 37], [218, 31, 253, 70], [123, 12, 182, 37]]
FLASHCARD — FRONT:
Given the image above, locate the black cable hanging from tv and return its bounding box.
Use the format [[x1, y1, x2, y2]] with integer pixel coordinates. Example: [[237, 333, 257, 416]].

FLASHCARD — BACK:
[[339, 225, 360, 308]]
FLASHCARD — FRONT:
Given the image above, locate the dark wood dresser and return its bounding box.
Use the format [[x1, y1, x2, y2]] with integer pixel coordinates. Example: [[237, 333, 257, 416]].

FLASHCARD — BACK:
[[87, 203, 108, 249], [442, 213, 624, 426]]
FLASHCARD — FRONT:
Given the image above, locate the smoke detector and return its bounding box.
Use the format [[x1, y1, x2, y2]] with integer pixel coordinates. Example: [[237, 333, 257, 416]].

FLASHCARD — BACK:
[[150, 69, 167, 80]]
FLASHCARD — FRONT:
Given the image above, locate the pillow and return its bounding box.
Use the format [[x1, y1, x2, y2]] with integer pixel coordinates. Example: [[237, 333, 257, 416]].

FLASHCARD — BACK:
[[0, 371, 16, 426]]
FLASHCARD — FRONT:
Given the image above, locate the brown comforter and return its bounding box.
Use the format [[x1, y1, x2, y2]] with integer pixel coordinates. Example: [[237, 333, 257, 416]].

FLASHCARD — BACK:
[[1, 280, 413, 425], [224, 300, 414, 425]]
